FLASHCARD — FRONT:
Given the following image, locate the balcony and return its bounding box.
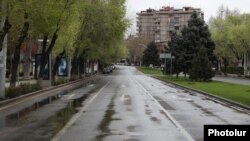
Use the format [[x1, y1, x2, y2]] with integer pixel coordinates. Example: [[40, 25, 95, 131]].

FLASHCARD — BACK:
[[154, 27, 160, 32]]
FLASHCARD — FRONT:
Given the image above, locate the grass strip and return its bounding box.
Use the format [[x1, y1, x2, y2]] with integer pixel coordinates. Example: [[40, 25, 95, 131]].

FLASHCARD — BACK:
[[137, 67, 250, 107]]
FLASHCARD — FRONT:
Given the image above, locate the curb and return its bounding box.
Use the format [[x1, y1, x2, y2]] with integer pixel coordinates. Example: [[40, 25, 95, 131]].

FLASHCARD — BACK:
[[0, 75, 99, 107], [153, 76, 250, 112]]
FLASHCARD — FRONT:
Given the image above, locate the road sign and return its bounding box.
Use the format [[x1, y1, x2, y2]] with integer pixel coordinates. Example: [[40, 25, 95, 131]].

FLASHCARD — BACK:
[[160, 53, 173, 59]]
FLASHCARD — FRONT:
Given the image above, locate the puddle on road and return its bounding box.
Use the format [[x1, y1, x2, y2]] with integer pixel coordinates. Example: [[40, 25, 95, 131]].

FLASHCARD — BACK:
[[1, 91, 69, 128], [153, 96, 175, 110], [150, 116, 161, 124], [123, 138, 139, 141], [145, 109, 152, 115], [0, 92, 91, 141], [1, 82, 99, 128], [127, 125, 135, 132], [48, 93, 90, 138], [189, 101, 229, 124], [96, 94, 122, 141]]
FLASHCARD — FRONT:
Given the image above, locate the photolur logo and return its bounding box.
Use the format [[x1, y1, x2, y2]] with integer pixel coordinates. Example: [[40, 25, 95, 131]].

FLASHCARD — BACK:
[[204, 125, 250, 141], [208, 129, 247, 136]]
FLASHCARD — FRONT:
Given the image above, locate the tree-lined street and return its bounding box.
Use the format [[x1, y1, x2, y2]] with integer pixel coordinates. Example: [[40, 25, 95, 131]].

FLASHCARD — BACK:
[[1, 66, 249, 141], [1, 0, 250, 140]]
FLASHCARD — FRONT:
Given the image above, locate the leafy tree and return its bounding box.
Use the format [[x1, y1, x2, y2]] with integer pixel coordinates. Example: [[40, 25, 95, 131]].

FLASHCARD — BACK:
[[2, 0, 34, 87], [182, 11, 215, 72], [29, 0, 78, 85], [126, 35, 151, 65], [72, 0, 128, 75], [10, 12, 29, 87], [142, 41, 160, 66], [209, 6, 250, 75], [189, 47, 215, 81], [0, 0, 11, 52]]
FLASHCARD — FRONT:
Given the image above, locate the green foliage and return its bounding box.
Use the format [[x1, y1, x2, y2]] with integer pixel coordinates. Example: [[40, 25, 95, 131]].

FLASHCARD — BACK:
[[189, 47, 215, 81], [54, 78, 69, 86], [3, 0, 129, 85], [155, 75, 250, 107], [138, 65, 250, 107], [182, 11, 216, 71], [74, 0, 129, 64], [222, 66, 244, 75], [137, 67, 163, 75], [6, 83, 42, 98], [210, 6, 250, 63], [142, 41, 160, 66], [168, 33, 186, 76]]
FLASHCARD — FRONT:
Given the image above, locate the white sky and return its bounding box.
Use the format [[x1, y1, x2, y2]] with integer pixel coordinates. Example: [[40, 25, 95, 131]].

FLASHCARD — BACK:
[[125, 0, 250, 35]]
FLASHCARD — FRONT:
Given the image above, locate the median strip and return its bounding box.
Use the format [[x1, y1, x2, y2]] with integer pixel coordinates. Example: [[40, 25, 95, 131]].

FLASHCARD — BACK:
[[137, 67, 250, 111]]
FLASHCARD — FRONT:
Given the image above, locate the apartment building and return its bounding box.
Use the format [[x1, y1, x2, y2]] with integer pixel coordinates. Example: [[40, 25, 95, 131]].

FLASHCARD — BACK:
[[136, 6, 204, 44]]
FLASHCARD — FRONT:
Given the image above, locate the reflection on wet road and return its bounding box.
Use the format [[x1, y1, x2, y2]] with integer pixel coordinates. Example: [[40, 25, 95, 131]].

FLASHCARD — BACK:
[[0, 66, 250, 141], [51, 66, 250, 141]]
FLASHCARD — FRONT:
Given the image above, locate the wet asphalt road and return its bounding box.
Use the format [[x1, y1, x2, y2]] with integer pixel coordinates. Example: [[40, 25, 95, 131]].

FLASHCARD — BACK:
[[53, 66, 250, 141], [0, 66, 250, 141]]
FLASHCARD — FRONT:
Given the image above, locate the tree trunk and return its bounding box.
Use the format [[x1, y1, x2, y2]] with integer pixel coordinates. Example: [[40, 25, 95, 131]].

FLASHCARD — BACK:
[[10, 13, 29, 87], [23, 39, 32, 79], [0, 17, 11, 52], [38, 35, 48, 86], [52, 50, 65, 85], [38, 30, 58, 86], [70, 48, 79, 79], [71, 56, 79, 77], [223, 57, 228, 75]]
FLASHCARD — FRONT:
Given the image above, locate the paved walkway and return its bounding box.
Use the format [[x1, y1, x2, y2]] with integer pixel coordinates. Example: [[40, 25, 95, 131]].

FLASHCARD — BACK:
[[213, 75, 250, 86]]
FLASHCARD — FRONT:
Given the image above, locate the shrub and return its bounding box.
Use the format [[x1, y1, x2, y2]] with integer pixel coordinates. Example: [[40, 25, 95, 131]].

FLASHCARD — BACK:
[[54, 78, 68, 86], [6, 83, 42, 98], [224, 66, 244, 75], [69, 75, 78, 81]]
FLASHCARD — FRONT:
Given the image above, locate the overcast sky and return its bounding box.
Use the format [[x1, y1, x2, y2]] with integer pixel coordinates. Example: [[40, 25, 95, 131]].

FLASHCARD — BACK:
[[125, 0, 250, 35]]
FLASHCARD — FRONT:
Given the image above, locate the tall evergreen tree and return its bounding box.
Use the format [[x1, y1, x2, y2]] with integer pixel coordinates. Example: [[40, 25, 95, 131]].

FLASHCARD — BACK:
[[182, 11, 215, 72], [189, 47, 215, 81], [168, 32, 186, 77], [142, 41, 160, 66]]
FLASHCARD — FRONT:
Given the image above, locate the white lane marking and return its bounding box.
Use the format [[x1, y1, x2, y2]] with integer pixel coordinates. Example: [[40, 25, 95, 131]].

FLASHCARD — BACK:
[[120, 94, 125, 101], [121, 84, 126, 88], [51, 80, 111, 141], [133, 77, 195, 141], [88, 84, 95, 87], [120, 94, 130, 102]]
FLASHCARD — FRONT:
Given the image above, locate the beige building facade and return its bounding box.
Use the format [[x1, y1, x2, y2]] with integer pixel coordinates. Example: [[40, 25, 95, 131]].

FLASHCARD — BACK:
[[136, 6, 204, 44]]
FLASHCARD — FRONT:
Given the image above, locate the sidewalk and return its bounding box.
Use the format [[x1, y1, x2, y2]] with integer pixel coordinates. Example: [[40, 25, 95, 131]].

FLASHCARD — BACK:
[[212, 75, 250, 86]]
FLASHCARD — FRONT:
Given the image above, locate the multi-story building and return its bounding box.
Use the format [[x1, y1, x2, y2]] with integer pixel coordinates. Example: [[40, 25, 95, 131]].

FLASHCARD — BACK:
[[136, 6, 204, 44]]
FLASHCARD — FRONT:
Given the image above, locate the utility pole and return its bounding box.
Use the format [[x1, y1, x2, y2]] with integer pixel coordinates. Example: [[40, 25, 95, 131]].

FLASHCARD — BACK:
[[0, 0, 7, 98], [218, 10, 224, 73], [0, 36, 7, 98]]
